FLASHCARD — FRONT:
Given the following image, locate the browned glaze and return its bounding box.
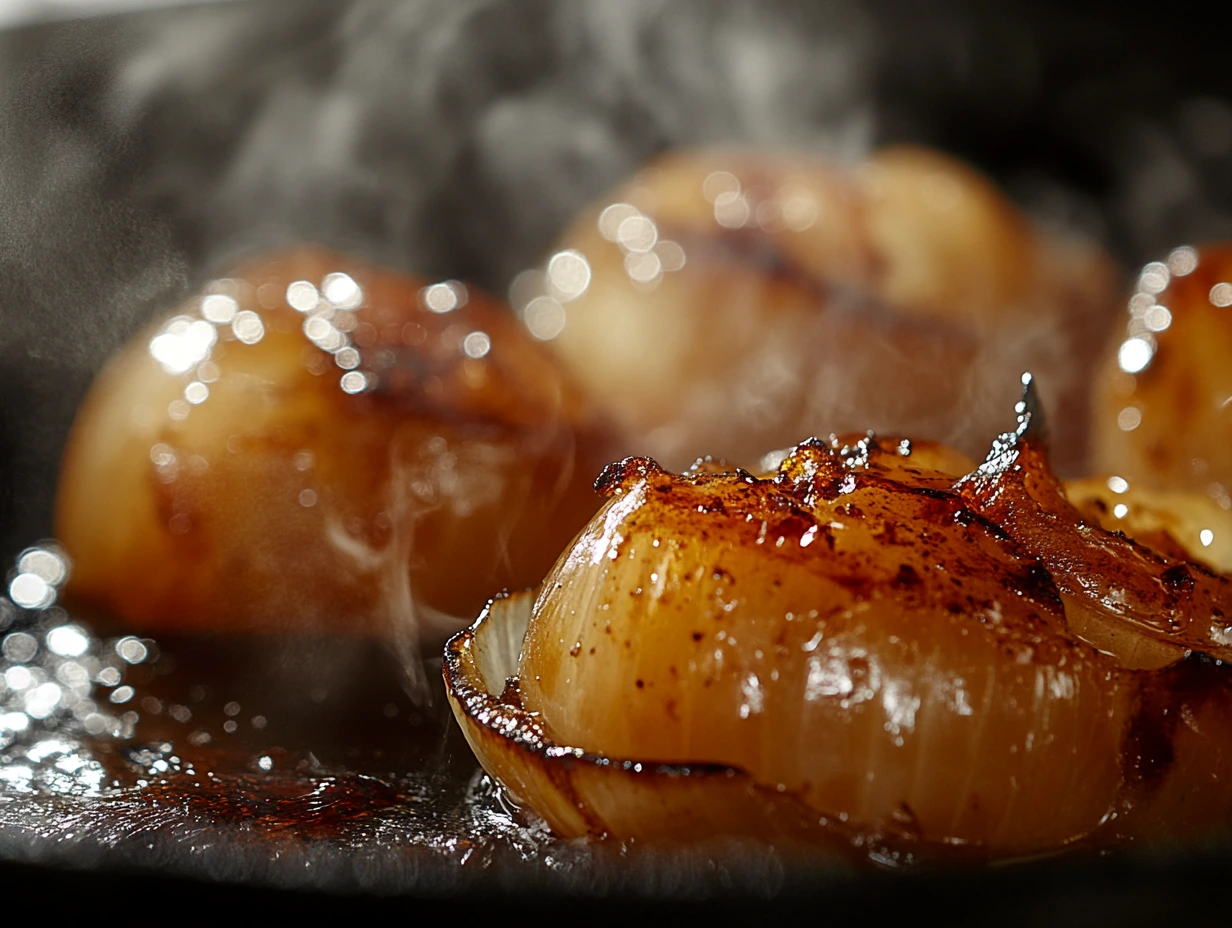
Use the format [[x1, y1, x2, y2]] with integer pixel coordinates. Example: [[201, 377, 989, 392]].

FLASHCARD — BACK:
[[528, 146, 1117, 472], [448, 380, 1232, 859], [1093, 244, 1232, 497], [55, 248, 616, 672]]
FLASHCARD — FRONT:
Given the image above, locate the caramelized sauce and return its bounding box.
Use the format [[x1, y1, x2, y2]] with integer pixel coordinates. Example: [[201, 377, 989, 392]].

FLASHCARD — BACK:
[[1122, 652, 1230, 791]]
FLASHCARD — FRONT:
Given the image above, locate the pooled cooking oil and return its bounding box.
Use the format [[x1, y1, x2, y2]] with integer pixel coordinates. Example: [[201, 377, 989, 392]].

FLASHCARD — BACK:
[[0, 545, 555, 865]]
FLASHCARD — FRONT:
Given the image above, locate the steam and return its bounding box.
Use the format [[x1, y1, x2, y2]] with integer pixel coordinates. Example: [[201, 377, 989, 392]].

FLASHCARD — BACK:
[[324, 470, 456, 703], [323, 435, 520, 703]]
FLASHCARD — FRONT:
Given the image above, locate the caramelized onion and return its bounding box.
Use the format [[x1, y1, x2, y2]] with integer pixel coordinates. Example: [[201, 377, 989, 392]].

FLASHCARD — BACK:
[[445, 381, 1232, 860], [1092, 244, 1232, 494], [526, 146, 1116, 471], [56, 247, 614, 692]]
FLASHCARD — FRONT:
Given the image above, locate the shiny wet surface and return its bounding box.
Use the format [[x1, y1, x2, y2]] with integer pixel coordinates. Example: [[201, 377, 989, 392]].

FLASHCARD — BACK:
[[0, 614, 820, 896]]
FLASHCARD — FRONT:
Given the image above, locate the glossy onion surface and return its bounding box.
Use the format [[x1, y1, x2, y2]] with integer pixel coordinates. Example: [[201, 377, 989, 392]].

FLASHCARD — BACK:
[[1093, 244, 1232, 499], [519, 146, 1116, 472], [449, 386, 1232, 860], [56, 248, 614, 658]]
